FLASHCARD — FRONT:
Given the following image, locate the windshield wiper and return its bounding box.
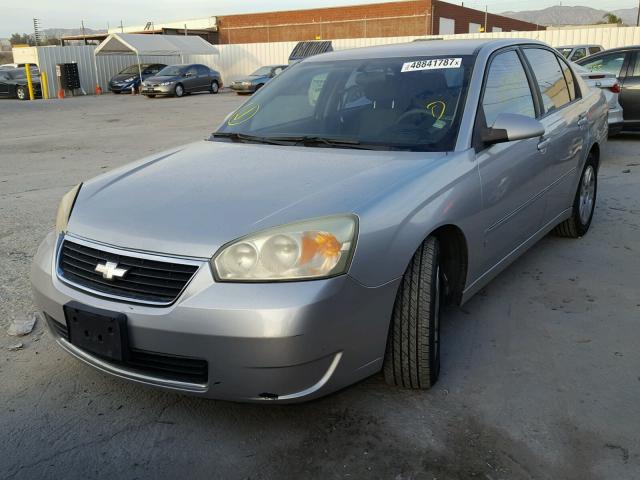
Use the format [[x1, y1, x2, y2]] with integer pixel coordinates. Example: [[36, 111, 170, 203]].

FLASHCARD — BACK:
[[266, 135, 390, 150], [209, 132, 292, 145]]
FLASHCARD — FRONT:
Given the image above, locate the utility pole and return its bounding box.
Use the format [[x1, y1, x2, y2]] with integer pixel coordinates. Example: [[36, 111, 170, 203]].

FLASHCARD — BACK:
[[81, 20, 87, 45], [636, 0, 639, 26], [120, 20, 124, 33], [484, 6, 488, 33]]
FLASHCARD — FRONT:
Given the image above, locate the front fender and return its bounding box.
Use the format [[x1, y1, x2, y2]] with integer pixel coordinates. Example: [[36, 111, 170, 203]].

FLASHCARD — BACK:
[[349, 149, 483, 288]]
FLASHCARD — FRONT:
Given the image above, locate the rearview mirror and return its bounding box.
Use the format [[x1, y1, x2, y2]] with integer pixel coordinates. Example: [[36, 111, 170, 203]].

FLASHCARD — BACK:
[[481, 113, 545, 145]]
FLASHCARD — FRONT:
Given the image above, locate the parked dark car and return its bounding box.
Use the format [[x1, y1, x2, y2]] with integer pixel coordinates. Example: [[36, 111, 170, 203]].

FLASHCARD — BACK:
[[230, 65, 287, 94], [0, 69, 41, 100], [141, 64, 222, 98], [109, 63, 166, 94], [576, 46, 640, 130]]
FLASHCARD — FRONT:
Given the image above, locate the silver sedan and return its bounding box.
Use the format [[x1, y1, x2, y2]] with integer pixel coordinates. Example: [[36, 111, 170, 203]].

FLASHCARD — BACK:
[[32, 39, 607, 402]]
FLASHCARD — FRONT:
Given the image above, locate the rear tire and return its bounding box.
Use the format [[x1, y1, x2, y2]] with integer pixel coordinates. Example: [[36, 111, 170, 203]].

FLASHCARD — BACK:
[[16, 86, 27, 100], [383, 236, 442, 389], [174, 83, 184, 98], [553, 152, 597, 238]]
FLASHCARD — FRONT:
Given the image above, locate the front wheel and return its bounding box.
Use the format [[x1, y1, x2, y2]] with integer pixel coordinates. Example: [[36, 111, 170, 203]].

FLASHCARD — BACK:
[[383, 236, 442, 389], [174, 84, 184, 98], [210, 80, 219, 94], [16, 86, 27, 100], [553, 153, 597, 238]]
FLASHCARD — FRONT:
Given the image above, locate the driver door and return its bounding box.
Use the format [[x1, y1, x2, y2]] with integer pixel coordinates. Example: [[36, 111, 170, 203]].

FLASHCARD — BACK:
[[474, 48, 548, 273]]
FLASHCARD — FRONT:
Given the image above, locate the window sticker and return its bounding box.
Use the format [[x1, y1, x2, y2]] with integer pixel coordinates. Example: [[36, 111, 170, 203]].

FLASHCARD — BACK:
[[401, 58, 462, 72], [228, 103, 260, 125]]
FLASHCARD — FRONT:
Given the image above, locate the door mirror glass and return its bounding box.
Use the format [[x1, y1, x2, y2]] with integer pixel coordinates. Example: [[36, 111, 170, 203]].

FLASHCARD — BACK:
[[482, 113, 545, 145]]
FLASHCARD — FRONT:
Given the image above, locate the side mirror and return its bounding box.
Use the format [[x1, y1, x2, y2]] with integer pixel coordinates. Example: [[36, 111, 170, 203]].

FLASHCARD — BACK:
[[184, 72, 193, 78], [481, 113, 545, 145]]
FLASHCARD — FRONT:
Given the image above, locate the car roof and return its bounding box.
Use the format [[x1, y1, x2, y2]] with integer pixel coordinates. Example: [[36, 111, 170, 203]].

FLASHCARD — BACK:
[[557, 44, 601, 48], [304, 38, 548, 62], [593, 45, 640, 53]]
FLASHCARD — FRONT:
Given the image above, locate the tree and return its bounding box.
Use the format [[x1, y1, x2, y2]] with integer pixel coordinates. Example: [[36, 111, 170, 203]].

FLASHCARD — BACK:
[[9, 33, 34, 46], [603, 13, 623, 24]]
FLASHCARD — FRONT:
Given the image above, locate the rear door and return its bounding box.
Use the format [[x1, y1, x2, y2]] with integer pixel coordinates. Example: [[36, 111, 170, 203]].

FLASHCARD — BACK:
[[619, 50, 640, 124], [474, 48, 548, 271], [195, 65, 210, 91], [0, 72, 8, 96], [522, 47, 586, 224]]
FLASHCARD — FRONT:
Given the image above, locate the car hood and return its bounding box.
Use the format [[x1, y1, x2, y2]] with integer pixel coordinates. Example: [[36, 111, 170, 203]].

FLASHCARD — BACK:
[[111, 73, 140, 82], [144, 75, 180, 83], [68, 141, 448, 258]]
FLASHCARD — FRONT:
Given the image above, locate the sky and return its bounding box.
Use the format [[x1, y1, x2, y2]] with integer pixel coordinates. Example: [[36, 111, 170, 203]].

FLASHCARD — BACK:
[[2, 0, 637, 37]]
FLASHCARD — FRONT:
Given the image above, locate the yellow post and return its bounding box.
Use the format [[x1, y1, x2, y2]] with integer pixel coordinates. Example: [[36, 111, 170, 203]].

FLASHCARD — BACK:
[[25, 63, 35, 100], [41, 71, 49, 100]]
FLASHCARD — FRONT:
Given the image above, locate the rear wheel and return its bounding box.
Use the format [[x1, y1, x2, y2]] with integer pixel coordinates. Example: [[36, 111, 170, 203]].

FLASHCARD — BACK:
[[383, 236, 442, 389], [210, 80, 219, 94], [16, 86, 27, 100], [553, 152, 597, 238], [174, 83, 184, 98]]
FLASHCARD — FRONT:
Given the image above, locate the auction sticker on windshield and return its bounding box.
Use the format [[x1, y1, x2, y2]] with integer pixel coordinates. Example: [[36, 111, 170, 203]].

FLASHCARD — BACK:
[[401, 58, 462, 72]]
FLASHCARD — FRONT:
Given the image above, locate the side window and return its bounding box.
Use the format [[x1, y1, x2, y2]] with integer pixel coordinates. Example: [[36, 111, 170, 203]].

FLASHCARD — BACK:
[[196, 65, 209, 75], [588, 47, 602, 55], [579, 52, 627, 76], [186, 66, 198, 77], [557, 56, 577, 101], [570, 48, 587, 61], [481, 50, 536, 127], [631, 53, 640, 77], [523, 48, 572, 113]]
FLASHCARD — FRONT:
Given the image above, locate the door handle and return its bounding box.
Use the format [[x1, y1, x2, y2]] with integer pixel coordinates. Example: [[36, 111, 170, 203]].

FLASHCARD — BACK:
[[577, 117, 588, 129], [537, 138, 551, 151]]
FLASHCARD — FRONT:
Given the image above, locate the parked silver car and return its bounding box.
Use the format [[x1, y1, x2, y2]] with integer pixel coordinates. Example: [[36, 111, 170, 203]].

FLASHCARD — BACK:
[[141, 63, 222, 98], [573, 63, 624, 134], [32, 39, 607, 403]]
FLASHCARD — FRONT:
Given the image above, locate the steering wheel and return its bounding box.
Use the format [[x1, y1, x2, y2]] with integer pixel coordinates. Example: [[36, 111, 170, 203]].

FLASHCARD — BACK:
[[341, 85, 365, 107], [396, 108, 438, 125]]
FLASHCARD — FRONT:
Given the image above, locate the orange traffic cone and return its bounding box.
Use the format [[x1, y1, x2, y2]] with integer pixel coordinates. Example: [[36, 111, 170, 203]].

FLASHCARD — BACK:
[[95, 84, 102, 95], [57, 89, 65, 99]]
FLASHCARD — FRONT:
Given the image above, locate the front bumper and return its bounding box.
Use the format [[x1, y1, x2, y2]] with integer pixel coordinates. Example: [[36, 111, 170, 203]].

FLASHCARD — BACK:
[[31, 232, 398, 402], [141, 84, 174, 95], [230, 83, 256, 93], [109, 83, 135, 93]]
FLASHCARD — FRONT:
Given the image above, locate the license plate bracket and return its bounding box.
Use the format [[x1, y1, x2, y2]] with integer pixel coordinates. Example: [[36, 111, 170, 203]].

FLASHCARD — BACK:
[[64, 302, 129, 362]]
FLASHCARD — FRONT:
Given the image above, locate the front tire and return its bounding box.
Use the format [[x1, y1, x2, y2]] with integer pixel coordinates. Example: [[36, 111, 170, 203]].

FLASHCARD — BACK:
[[553, 152, 597, 238], [16, 86, 27, 100], [210, 80, 219, 94], [174, 83, 184, 98], [384, 236, 442, 389]]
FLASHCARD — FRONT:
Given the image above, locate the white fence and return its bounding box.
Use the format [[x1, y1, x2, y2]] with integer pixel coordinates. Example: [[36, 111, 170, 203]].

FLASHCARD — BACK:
[[13, 26, 640, 92]]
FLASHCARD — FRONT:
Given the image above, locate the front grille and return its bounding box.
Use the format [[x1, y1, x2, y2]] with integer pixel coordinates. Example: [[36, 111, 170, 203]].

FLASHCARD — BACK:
[[58, 239, 199, 305], [44, 313, 208, 384]]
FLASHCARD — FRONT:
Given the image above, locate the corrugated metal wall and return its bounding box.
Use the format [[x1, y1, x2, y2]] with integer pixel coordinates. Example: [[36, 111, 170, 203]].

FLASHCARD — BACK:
[[13, 26, 640, 92], [14, 45, 220, 93]]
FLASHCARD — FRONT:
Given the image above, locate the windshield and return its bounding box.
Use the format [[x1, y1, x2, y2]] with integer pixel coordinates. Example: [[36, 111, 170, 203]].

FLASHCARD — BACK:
[[251, 66, 274, 76], [157, 65, 185, 76], [559, 48, 573, 58], [119, 64, 144, 74], [215, 55, 474, 151]]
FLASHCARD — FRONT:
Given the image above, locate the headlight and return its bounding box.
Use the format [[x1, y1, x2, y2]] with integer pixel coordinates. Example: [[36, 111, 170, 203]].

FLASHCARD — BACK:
[[159, 81, 173, 86], [55, 184, 82, 234], [212, 215, 357, 282], [123, 76, 135, 83]]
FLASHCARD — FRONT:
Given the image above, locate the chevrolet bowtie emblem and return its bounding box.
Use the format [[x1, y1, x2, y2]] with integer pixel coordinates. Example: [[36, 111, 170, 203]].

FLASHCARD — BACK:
[[95, 261, 128, 280]]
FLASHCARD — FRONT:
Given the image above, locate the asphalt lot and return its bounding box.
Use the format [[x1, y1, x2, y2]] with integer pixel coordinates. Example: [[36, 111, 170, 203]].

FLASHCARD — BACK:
[[1, 92, 639, 479]]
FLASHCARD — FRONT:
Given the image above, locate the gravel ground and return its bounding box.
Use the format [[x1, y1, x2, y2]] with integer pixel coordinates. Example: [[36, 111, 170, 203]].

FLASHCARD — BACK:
[[1, 93, 639, 480]]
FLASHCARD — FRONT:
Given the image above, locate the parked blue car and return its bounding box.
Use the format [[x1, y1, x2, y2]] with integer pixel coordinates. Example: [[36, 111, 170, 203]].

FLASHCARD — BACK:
[[230, 65, 287, 94], [109, 63, 166, 94]]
